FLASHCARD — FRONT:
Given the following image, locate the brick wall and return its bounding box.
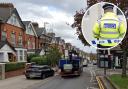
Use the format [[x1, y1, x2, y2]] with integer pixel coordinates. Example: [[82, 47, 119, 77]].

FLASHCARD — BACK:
[[25, 34, 36, 49], [5, 68, 24, 78], [1, 23, 25, 48]]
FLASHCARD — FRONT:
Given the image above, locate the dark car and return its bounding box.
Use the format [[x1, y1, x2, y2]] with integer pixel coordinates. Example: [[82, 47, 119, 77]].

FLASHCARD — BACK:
[[25, 65, 54, 79]]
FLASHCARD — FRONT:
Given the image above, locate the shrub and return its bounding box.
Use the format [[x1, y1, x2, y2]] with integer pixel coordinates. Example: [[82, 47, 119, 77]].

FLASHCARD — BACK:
[[5, 62, 25, 72], [30, 56, 47, 65], [27, 54, 39, 62]]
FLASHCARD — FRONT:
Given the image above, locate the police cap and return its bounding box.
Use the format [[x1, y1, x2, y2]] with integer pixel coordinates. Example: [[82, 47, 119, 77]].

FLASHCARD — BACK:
[[102, 3, 114, 10]]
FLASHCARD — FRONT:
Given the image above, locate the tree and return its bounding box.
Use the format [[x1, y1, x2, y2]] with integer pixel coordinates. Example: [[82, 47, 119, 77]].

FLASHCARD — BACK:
[[46, 46, 62, 66], [72, 10, 89, 46], [72, 0, 128, 77]]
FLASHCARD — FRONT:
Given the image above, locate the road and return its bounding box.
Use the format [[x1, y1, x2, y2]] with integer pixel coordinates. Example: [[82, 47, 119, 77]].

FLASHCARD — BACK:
[[30, 64, 99, 89]]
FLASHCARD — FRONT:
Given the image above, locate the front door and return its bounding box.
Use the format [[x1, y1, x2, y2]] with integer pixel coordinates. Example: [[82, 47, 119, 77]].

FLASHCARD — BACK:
[[8, 53, 16, 62]]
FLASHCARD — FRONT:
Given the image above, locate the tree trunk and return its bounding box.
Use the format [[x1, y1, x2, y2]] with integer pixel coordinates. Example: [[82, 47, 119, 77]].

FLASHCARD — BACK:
[[122, 49, 127, 77]]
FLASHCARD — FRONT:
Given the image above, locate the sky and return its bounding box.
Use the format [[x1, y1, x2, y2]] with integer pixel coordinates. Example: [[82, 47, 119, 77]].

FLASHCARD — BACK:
[[1, 0, 96, 53]]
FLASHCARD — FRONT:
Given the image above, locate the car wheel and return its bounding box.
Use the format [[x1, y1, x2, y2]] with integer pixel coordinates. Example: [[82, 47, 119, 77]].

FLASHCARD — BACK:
[[41, 74, 46, 79], [52, 72, 54, 76], [26, 76, 30, 79]]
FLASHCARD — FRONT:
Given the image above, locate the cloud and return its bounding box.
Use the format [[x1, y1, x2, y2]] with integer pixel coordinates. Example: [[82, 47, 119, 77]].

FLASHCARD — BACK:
[[14, 0, 86, 14], [0, 0, 96, 53]]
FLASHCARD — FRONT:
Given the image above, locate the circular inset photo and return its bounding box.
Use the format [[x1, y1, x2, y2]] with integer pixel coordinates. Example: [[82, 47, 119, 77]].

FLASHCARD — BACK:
[[81, 2, 127, 50]]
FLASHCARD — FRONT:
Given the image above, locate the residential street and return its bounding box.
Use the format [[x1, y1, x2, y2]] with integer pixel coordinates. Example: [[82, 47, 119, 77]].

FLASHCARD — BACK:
[[0, 64, 99, 89], [30, 64, 99, 89]]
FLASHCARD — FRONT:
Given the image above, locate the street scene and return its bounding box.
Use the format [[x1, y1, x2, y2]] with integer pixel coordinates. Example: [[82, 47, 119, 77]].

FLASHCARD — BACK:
[[0, 64, 98, 89], [0, 0, 128, 89]]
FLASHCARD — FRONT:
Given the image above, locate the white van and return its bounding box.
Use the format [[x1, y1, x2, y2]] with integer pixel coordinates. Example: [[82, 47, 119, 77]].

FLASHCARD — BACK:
[[83, 60, 88, 67]]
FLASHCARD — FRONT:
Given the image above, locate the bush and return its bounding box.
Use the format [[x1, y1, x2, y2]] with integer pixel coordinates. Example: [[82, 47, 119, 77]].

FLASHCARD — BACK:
[[5, 62, 25, 72], [27, 54, 39, 62], [30, 56, 47, 65]]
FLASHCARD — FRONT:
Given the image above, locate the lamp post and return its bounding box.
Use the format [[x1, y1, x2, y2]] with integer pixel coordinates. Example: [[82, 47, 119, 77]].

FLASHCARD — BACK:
[[44, 22, 49, 29]]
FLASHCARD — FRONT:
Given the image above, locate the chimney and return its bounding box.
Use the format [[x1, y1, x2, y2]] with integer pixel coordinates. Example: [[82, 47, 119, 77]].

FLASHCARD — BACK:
[[32, 22, 39, 30], [0, 3, 14, 8]]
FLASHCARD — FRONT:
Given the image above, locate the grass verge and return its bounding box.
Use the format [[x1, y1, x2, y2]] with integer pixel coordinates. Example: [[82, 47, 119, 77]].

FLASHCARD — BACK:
[[109, 74, 128, 89]]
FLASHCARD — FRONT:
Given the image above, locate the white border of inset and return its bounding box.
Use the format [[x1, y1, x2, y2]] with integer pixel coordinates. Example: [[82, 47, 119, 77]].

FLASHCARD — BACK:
[[81, 2, 127, 50]]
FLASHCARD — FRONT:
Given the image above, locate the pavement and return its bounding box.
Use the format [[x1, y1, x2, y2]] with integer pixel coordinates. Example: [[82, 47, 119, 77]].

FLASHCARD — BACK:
[[94, 66, 128, 89], [0, 75, 53, 89]]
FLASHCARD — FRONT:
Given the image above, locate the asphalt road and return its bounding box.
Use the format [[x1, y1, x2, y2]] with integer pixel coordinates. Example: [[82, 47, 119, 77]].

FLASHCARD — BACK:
[[31, 65, 99, 89]]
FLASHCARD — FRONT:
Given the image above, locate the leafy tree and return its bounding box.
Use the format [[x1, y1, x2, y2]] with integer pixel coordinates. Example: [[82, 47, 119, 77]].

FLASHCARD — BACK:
[[46, 46, 62, 66], [72, 0, 128, 77]]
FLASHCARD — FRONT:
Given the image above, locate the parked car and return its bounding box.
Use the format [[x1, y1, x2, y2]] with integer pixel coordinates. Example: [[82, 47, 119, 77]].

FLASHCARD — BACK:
[[25, 65, 54, 79], [93, 60, 97, 65]]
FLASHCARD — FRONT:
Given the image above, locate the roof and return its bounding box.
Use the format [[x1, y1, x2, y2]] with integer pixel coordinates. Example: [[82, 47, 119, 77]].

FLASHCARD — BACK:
[[23, 21, 37, 37], [0, 40, 16, 51], [0, 3, 25, 30], [23, 21, 31, 26], [36, 27, 46, 36], [35, 49, 42, 54], [27, 49, 42, 54], [55, 37, 61, 42]]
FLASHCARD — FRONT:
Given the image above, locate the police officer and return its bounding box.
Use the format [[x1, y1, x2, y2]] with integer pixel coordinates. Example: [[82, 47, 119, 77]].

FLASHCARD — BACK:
[[93, 3, 126, 48]]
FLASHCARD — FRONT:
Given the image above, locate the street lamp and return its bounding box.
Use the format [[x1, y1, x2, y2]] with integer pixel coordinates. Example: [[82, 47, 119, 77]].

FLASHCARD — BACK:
[[44, 22, 49, 29]]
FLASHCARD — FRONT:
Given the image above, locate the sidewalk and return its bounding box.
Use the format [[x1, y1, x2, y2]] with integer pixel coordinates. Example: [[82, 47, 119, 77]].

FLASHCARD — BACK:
[[0, 75, 53, 89], [95, 67, 128, 76], [95, 67, 128, 89]]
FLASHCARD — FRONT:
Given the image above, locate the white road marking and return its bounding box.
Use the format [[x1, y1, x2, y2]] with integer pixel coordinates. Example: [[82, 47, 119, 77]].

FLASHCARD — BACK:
[[87, 87, 99, 89]]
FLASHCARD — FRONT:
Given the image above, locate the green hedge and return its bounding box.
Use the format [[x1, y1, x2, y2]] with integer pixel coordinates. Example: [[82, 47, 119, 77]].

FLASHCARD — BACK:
[[27, 54, 39, 62], [5, 62, 25, 72], [31, 56, 47, 65]]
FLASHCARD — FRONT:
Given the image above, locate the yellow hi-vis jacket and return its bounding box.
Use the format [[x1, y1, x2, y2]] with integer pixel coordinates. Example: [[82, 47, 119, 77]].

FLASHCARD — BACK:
[[93, 12, 126, 47]]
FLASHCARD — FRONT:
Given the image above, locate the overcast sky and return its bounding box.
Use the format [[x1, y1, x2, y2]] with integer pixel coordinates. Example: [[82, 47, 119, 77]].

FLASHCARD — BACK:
[[1, 0, 96, 53]]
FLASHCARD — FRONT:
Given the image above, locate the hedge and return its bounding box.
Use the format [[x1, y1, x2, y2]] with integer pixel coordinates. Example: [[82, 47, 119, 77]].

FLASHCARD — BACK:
[[5, 62, 25, 72], [27, 54, 39, 62], [31, 56, 47, 65]]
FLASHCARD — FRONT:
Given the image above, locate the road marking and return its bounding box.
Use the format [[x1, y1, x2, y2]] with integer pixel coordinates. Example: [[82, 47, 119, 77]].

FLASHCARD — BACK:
[[90, 70, 93, 82], [90, 69, 96, 83], [87, 87, 99, 89], [96, 76, 104, 89]]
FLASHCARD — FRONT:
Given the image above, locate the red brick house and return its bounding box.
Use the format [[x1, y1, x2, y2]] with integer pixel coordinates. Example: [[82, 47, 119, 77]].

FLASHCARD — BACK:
[[23, 21, 38, 54], [32, 22, 52, 55], [0, 3, 27, 62]]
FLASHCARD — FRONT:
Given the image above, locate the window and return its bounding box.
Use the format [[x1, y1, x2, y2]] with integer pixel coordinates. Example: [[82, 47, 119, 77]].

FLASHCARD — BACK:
[[10, 15, 17, 25], [28, 25, 34, 35], [1, 31, 6, 41], [18, 34, 22, 47], [24, 51, 27, 61], [27, 39, 31, 49], [19, 50, 23, 61], [10, 32, 16, 46], [33, 42, 35, 49], [13, 15, 17, 25]]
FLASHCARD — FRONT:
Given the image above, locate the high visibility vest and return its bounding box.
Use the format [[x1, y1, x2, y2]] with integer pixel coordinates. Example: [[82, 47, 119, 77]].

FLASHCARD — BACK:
[[93, 12, 126, 47]]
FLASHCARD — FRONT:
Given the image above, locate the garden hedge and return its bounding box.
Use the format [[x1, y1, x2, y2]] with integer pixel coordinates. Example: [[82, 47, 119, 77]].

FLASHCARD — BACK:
[[31, 56, 47, 65], [5, 62, 25, 72]]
